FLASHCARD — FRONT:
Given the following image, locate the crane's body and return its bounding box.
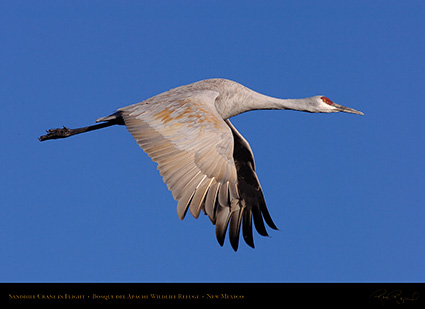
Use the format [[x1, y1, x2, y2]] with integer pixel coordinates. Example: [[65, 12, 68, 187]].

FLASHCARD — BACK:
[[39, 78, 363, 251]]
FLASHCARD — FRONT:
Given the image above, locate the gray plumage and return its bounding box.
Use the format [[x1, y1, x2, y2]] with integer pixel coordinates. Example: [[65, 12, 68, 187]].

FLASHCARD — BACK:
[[40, 78, 363, 251]]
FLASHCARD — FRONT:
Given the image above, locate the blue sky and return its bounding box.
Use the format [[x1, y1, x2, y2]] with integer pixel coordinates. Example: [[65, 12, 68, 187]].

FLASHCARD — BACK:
[[1, 1, 424, 282]]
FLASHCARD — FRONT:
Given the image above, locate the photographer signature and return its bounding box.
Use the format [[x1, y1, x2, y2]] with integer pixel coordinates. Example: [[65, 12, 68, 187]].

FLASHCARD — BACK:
[[369, 289, 419, 305]]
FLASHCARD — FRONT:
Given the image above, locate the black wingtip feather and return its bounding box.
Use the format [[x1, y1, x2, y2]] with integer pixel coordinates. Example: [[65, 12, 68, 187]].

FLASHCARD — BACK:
[[215, 205, 231, 247], [258, 194, 279, 231], [211, 119, 278, 251], [251, 202, 269, 237], [228, 208, 243, 251], [240, 206, 254, 248]]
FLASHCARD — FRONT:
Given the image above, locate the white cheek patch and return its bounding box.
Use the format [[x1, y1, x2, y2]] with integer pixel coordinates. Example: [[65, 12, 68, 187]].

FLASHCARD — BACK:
[[319, 96, 338, 113]]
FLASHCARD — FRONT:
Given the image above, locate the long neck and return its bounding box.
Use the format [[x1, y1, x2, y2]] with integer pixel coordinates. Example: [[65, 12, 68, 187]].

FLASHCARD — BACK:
[[247, 91, 314, 113], [215, 83, 316, 119]]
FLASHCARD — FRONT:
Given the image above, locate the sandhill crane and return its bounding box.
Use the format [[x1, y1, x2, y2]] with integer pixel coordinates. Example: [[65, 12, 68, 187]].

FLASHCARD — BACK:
[[39, 78, 363, 251]]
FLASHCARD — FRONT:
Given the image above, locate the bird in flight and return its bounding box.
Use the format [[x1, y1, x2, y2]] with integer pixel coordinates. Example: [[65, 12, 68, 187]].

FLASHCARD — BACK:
[[39, 78, 363, 251]]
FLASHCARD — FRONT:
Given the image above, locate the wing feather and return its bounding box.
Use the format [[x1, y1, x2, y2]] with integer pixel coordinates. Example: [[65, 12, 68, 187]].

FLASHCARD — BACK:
[[242, 204, 254, 248], [176, 190, 195, 219], [225, 119, 278, 249], [228, 204, 243, 251], [204, 181, 220, 222], [189, 176, 213, 218], [115, 87, 276, 251], [215, 204, 231, 246], [218, 181, 229, 207]]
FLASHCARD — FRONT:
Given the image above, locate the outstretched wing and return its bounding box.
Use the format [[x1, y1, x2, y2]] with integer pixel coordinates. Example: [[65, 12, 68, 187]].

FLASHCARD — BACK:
[[225, 120, 278, 249], [116, 89, 276, 250]]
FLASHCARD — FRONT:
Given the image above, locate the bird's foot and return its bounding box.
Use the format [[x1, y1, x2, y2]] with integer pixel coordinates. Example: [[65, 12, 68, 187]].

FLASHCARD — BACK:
[[38, 127, 72, 141]]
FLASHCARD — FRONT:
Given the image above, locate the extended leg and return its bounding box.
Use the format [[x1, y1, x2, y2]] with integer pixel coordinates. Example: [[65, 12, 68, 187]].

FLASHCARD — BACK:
[[39, 118, 124, 142]]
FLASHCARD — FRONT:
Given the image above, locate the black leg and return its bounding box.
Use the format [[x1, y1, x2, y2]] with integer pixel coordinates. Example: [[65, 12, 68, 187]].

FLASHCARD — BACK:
[[39, 119, 123, 142]]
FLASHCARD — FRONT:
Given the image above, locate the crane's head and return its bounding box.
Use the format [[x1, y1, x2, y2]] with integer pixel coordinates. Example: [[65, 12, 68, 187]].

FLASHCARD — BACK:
[[311, 96, 364, 115]]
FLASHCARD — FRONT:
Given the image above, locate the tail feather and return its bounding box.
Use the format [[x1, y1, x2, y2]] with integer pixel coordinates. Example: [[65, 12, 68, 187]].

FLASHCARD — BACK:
[[96, 111, 124, 123]]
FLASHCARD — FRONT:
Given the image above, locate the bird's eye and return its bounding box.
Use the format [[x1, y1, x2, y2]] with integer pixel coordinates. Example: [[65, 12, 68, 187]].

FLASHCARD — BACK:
[[321, 96, 334, 106]]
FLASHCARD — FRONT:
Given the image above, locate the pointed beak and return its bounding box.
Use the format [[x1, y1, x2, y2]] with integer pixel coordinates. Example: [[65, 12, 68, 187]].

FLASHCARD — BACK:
[[333, 103, 364, 116]]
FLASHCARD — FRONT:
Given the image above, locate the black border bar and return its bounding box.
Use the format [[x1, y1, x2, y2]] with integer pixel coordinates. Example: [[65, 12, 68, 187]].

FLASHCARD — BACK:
[[2, 283, 424, 306]]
